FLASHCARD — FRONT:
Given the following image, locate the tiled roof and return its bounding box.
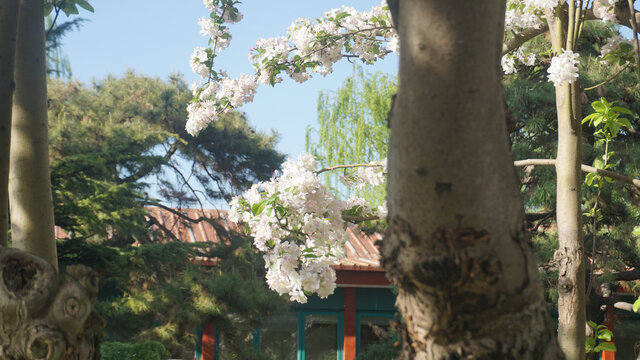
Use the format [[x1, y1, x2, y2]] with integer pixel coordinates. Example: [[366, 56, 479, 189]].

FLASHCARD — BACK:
[[56, 206, 385, 271], [145, 207, 384, 271]]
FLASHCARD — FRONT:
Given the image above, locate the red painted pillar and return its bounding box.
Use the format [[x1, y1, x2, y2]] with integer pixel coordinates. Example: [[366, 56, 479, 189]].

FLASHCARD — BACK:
[[202, 322, 216, 360], [343, 287, 357, 360], [602, 306, 615, 360]]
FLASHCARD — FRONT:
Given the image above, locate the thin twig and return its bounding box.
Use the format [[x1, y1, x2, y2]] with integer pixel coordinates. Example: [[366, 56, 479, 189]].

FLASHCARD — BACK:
[[46, 1, 65, 36], [315, 163, 382, 175], [584, 63, 633, 91]]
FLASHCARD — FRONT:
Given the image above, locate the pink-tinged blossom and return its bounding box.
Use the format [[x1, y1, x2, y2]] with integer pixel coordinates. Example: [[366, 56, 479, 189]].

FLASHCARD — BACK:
[[547, 50, 580, 87]]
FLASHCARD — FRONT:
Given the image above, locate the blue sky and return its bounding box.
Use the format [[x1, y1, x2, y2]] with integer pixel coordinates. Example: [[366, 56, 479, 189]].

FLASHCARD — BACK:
[[58, 0, 398, 158]]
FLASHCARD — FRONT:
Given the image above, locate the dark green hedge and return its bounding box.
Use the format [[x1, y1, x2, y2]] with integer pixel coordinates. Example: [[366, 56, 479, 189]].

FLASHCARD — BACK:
[[100, 341, 170, 360]]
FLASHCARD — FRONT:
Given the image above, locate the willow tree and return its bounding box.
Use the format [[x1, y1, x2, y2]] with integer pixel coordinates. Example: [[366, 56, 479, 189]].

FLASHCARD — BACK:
[[306, 66, 395, 206]]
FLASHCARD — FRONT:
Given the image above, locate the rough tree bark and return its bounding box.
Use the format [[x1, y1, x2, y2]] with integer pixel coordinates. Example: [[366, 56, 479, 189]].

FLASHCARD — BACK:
[[0, 0, 20, 248], [8, 0, 57, 268], [381, 1, 563, 359], [546, 5, 586, 360], [0, 247, 103, 359]]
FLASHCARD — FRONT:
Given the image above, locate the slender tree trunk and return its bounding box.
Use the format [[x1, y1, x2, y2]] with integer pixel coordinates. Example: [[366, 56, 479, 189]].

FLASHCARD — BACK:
[[546, 6, 586, 360], [381, 1, 562, 358], [9, 0, 57, 268], [0, 0, 20, 248], [554, 80, 585, 360]]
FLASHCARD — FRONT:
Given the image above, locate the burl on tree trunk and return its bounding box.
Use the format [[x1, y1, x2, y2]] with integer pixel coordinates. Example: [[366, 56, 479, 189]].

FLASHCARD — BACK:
[[0, 247, 103, 359]]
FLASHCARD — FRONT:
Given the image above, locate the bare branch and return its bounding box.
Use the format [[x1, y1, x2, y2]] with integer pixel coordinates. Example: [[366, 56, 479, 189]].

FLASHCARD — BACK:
[[144, 201, 210, 224], [514, 159, 640, 188], [146, 215, 179, 242], [315, 163, 382, 175], [342, 215, 379, 222], [502, 26, 549, 55], [599, 268, 640, 281]]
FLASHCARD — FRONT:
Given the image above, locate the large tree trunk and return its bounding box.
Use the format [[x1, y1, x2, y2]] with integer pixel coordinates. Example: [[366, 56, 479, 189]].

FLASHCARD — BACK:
[[8, 0, 57, 268], [0, 247, 104, 359], [0, 0, 20, 248], [381, 1, 563, 358], [546, 6, 586, 360]]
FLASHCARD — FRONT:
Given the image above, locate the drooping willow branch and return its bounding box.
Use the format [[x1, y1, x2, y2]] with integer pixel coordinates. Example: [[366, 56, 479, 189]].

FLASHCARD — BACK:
[[514, 158, 640, 188]]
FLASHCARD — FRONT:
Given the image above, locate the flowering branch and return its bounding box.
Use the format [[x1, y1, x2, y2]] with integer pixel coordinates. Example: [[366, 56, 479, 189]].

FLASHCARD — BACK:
[[186, 1, 398, 135]]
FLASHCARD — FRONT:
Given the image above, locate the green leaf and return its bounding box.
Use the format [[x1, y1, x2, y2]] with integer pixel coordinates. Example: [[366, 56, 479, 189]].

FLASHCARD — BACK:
[[251, 201, 266, 216], [588, 320, 597, 329], [592, 101, 606, 113], [582, 113, 600, 126], [633, 297, 640, 312], [75, 0, 95, 12], [593, 158, 604, 170], [620, 42, 634, 52], [617, 117, 632, 129], [611, 106, 632, 115], [598, 329, 613, 341], [335, 11, 351, 21], [60, 2, 80, 15], [598, 342, 617, 352]]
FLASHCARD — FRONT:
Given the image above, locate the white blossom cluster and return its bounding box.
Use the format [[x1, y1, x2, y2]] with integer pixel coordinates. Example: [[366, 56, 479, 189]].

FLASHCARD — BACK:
[[187, 1, 397, 135], [594, 0, 621, 23], [501, 49, 537, 74], [547, 50, 580, 87], [504, 0, 566, 32], [187, 0, 255, 135], [505, 7, 544, 31], [251, 2, 397, 84], [229, 153, 386, 302], [523, 0, 567, 10]]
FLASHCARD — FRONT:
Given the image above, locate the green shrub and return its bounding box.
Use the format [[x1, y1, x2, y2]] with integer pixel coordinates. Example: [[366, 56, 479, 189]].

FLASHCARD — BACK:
[[100, 341, 170, 360]]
